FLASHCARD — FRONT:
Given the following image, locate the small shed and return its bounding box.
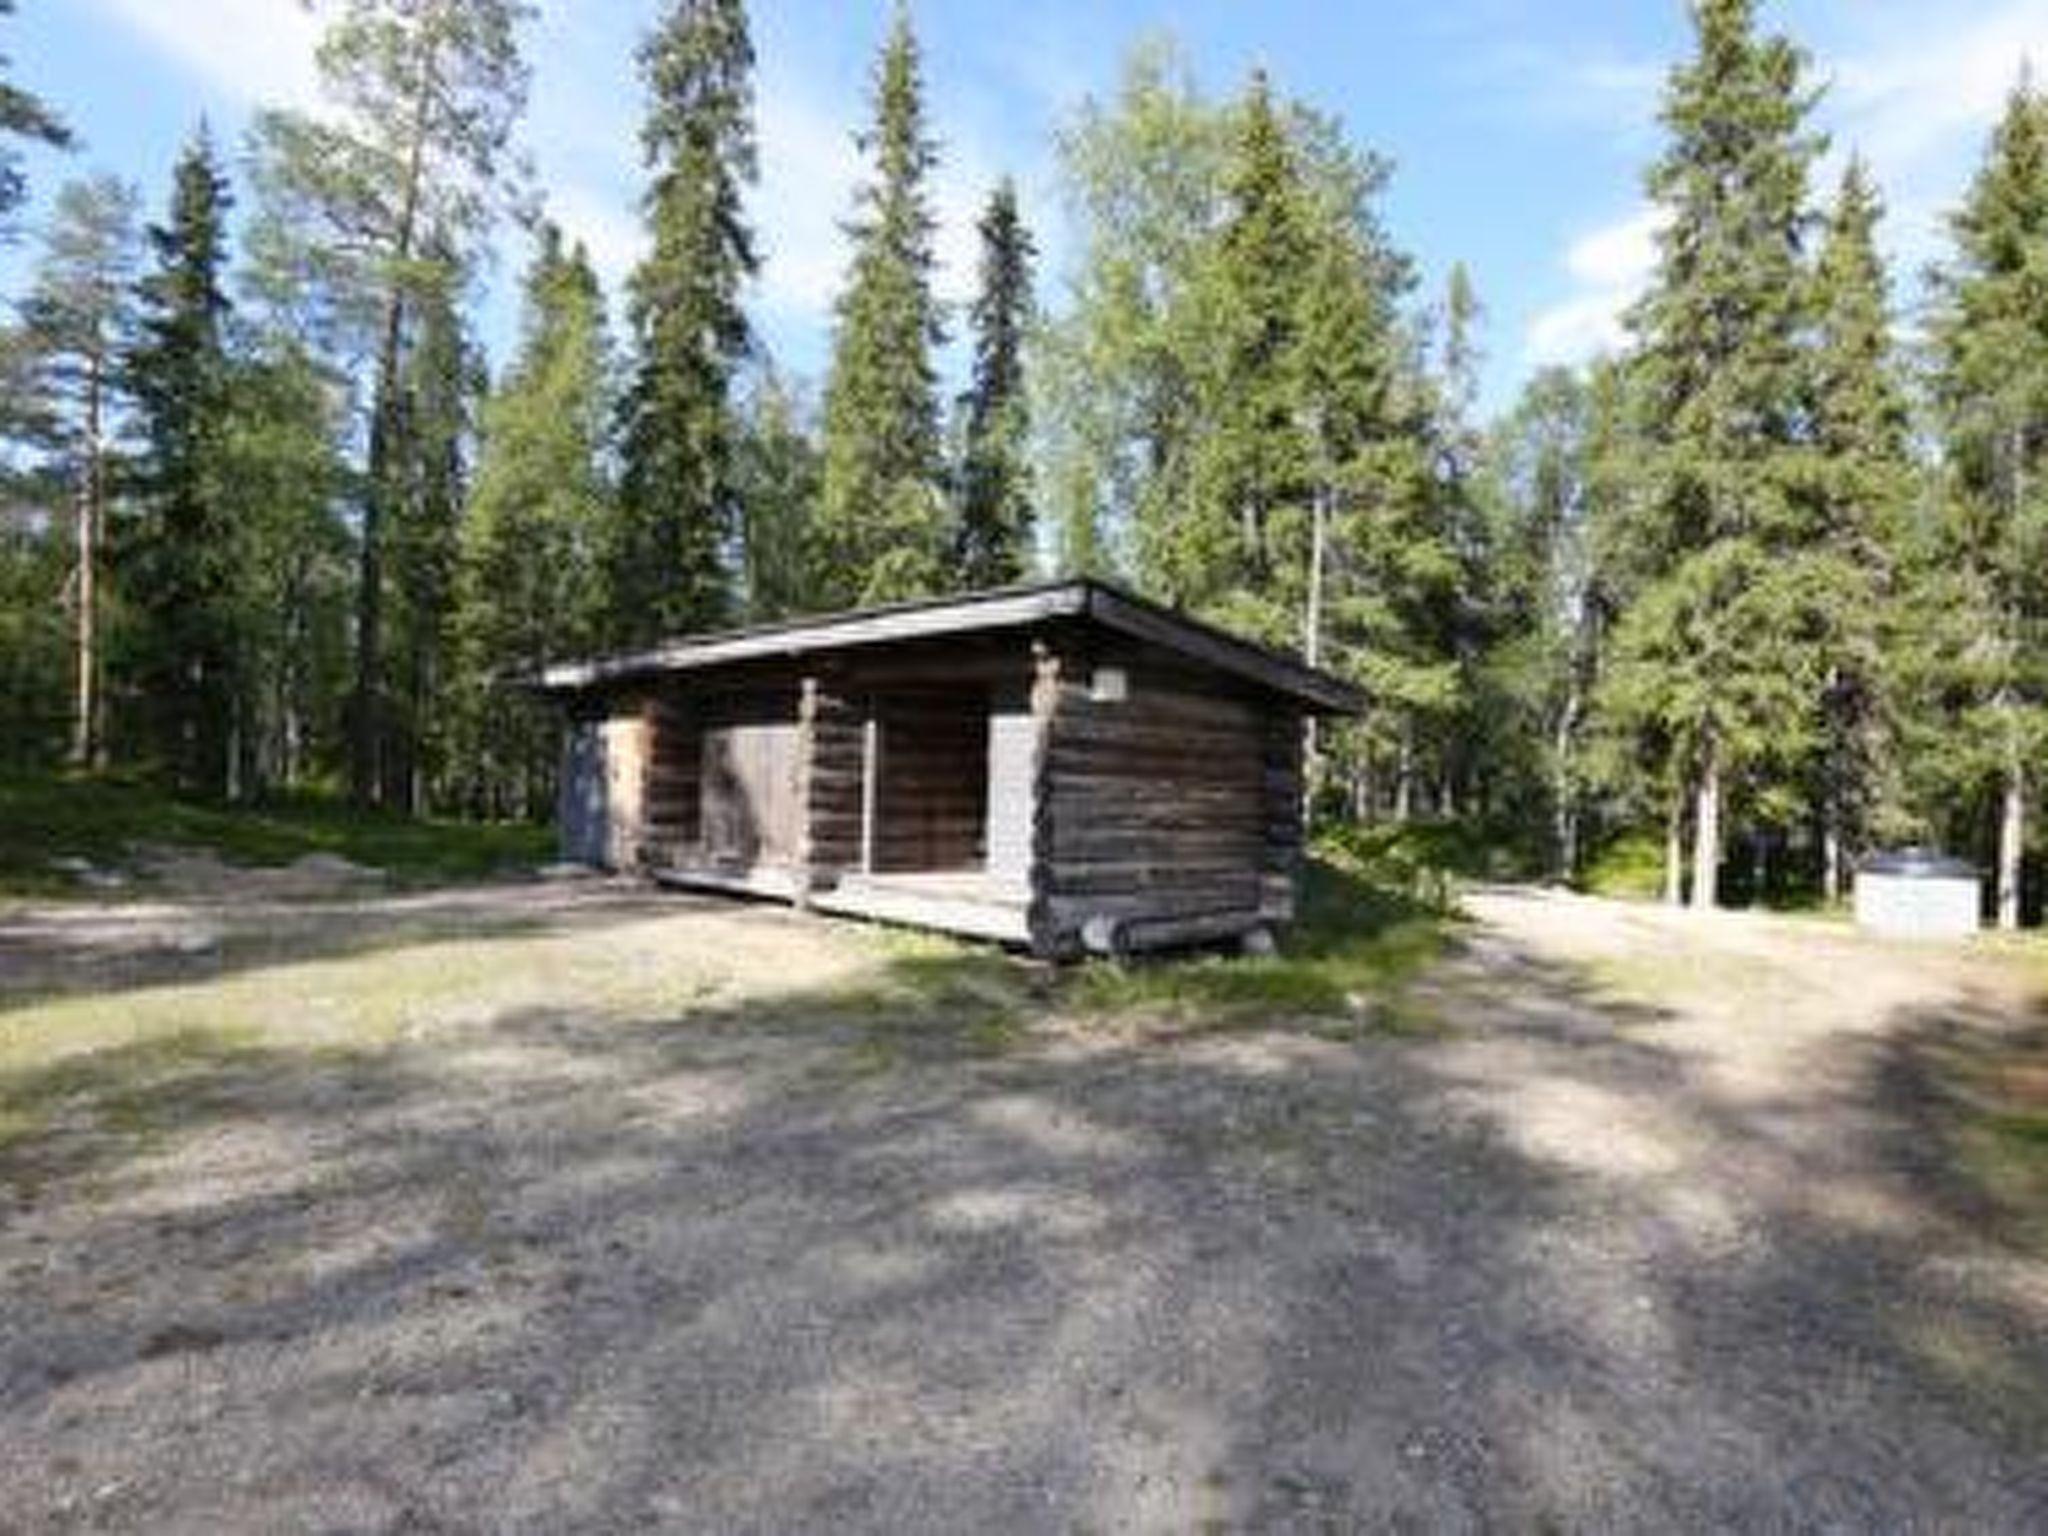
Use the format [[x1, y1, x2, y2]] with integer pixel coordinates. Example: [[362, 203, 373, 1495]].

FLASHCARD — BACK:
[[1854, 848, 1982, 940], [537, 579, 1362, 957]]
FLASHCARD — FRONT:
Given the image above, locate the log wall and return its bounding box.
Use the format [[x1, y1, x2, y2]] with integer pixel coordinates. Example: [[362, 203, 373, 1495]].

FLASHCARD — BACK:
[[872, 692, 988, 872], [1032, 648, 1304, 955], [801, 680, 864, 888]]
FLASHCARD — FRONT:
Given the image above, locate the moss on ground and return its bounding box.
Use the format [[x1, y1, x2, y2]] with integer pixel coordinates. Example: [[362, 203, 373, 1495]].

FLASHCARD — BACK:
[[0, 770, 551, 897]]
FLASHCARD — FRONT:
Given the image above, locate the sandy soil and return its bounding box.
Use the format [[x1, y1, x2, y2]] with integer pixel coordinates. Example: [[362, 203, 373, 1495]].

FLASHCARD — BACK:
[[1, 880, 2045, 1532]]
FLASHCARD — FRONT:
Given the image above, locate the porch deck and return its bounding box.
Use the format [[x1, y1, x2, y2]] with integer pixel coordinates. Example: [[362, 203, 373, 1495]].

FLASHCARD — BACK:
[[812, 870, 1032, 946]]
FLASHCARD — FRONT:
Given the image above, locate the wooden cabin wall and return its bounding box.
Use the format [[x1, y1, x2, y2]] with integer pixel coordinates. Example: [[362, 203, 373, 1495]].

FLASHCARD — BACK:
[[872, 692, 988, 872], [558, 711, 609, 867], [695, 692, 803, 870], [1032, 650, 1304, 953], [800, 681, 864, 887], [601, 701, 650, 872], [641, 693, 699, 867], [985, 682, 1036, 888]]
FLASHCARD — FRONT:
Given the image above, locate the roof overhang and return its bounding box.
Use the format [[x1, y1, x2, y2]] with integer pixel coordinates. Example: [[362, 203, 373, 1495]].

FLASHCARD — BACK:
[[532, 579, 1364, 714]]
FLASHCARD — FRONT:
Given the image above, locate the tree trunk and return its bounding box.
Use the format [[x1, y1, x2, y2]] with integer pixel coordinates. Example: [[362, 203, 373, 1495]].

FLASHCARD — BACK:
[[1692, 742, 1721, 912], [1394, 718, 1414, 824], [1822, 815, 1843, 906], [1552, 687, 1581, 883], [1998, 730, 2024, 931], [70, 463, 94, 769], [348, 45, 437, 809], [1664, 790, 1686, 907], [1302, 477, 1326, 820]]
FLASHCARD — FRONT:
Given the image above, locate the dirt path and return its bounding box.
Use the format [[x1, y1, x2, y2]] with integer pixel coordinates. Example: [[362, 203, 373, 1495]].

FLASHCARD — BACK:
[[2, 883, 2046, 1531]]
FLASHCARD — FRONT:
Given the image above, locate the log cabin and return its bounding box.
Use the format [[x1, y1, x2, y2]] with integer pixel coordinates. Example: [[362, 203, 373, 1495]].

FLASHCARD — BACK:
[[537, 579, 1363, 957]]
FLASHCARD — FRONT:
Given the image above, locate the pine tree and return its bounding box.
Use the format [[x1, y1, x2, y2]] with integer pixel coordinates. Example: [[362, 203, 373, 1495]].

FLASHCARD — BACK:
[[128, 125, 237, 795], [249, 0, 532, 807], [953, 177, 1035, 589], [1807, 155, 1910, 899], [1926, 78, 2048, 929], [613, 0, 757, 646], [0, 0, 70, 234], [20, 174, 140, 770], [451, 225, 612, 815], [1610, 0, 1825, 909], [817, 3, 946, 606]]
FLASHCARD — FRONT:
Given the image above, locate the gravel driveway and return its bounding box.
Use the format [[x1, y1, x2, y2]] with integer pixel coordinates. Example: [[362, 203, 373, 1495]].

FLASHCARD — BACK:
[[3, 882, 2046, 1532]]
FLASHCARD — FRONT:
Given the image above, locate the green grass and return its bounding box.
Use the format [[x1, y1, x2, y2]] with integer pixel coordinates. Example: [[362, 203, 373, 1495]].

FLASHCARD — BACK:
[[1065, 856, 1451, 1031], [0, 770, 552, 898], [1580, 831, 1668, 901]]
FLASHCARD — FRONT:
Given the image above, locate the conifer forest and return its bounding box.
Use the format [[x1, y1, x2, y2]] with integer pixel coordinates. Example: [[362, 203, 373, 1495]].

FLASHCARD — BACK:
[[5, 0, 2048, 926]]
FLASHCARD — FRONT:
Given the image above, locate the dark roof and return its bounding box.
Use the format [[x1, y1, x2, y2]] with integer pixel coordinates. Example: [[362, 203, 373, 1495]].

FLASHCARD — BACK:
[[1859, 847, 1978, 879], [536, 578, 1364, 714]]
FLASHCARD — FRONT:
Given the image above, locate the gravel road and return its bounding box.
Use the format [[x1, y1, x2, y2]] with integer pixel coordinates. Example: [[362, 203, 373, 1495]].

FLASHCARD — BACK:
[[2, 883, 2046, 1532]]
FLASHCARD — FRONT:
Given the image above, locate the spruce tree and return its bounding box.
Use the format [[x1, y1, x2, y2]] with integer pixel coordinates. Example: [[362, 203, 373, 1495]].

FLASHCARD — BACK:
[[817, 3, 946, 606], [452, 225, 612, 815], [1172, 69, 1317, 642], [613, 0, 757, 646], [128, 125, 237, 795], [953, 176, 1035, 589], [1611, 0, 1825, 909], [1926, 78, 2048, 929], [735, 365, 820, 620], [1808, 155, 1910, 898], [387, 256, 479, 811], [0, 0, 70, 233]]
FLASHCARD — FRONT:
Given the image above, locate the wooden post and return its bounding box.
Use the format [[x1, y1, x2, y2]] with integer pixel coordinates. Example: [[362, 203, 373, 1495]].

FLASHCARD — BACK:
[[794, 677, 818, 906], [859, 705, 880, 876], [1026, 641, 1065, 958]]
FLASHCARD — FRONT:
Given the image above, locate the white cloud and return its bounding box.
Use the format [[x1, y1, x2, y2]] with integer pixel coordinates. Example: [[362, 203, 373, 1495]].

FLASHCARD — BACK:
[[1521, 2, 2048, 374], [85, 0, 324, 113], [1524, 206, 1662, 368]]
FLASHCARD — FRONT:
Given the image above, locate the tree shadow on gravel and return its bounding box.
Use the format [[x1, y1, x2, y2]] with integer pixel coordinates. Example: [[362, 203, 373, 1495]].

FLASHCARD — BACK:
[[0, 883, 723, 1014], [2, 921, 2047, 1532]]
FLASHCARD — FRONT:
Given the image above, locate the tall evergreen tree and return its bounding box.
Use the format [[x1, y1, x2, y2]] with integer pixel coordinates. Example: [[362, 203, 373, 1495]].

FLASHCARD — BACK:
[[388, 256, 479, 810], [735, 364, 820, 621], [20, 173, 140, 770], [127, 125, 237, 795], [817, 3, 946, 605], [613, 0, 757, 646], [1926, 78, 2048, 929], [1170, 69, 1317, 641], [217, 329, 354, 792], [249, 0, 533, 807], [0, 0, 69, 235], [451, 225, 611, 815], [1808, 154, 1910, 898], [953, 176, 1035, 588], [1609, 0, 1825, 909]]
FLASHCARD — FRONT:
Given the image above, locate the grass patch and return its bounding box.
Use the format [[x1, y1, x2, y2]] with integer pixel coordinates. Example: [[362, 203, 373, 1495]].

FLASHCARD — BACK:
[[1580, 831, 1667, 902], [814, 931, 1043, 1071], [0, 770, 551, 897], [1065, 856, 1450, 1031]]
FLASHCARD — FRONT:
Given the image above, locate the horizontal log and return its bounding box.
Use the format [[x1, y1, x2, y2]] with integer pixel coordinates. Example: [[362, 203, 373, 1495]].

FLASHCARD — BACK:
[[1042, 888, 1265, 924], [1083, 907, 1268, 956]]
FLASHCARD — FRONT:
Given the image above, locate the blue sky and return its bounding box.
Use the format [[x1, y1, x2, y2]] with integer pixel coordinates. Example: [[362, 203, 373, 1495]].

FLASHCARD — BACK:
[[11, 0, 2048, 415]]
